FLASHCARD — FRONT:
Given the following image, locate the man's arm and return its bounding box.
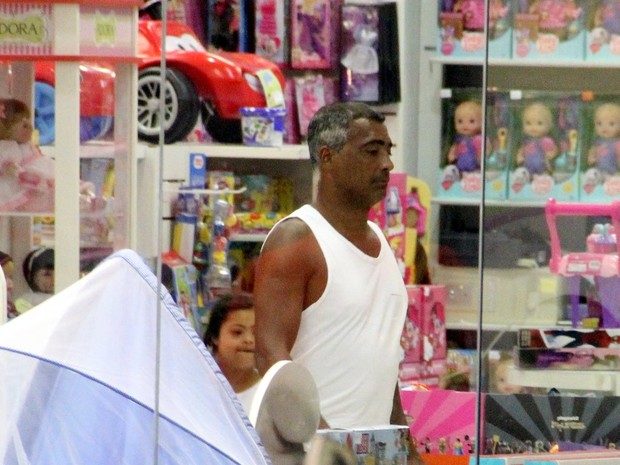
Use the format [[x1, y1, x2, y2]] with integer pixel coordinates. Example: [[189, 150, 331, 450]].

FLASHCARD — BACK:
[[254, 218, 319, 375], [391, 384, 426, 465]]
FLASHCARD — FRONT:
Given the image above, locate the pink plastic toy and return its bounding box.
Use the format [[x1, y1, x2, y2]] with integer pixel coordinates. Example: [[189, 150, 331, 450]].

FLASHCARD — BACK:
[[546, 198, 620, 328]]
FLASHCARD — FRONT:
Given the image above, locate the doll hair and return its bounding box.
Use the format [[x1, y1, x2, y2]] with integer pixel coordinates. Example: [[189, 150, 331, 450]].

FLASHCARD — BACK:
[[0, 250, 12, 268], [22, 247, 54, 293], [203, 292, 254, 353], [0, 98, 31, 140]]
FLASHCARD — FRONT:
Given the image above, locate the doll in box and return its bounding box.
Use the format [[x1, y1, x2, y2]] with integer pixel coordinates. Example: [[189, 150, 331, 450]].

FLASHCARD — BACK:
[[593, 0, 620, 38], [447, 100, 484, 173], [0, 98, 54, 212], [516, 102, 559, 175], [454, 0, 486, 31], [587, 102, 620, 178], [529, 0, 583, 39]]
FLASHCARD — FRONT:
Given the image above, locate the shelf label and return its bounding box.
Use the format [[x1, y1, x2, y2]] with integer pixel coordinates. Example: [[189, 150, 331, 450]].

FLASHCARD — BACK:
[[0, 4, 52, 55], [80, 6, 133, 57]]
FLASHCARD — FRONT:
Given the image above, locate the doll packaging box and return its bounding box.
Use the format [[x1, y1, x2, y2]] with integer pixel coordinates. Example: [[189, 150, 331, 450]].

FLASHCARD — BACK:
[[507, 90, 584, 202], [580, 94, 620, 201], [586, 0, 620, 61], [437, 0, 512, 59], [438, 88, 490, 200], [513, 0, 587, 61], [255, 0, 289, 66], [400, 286, 423, 366]]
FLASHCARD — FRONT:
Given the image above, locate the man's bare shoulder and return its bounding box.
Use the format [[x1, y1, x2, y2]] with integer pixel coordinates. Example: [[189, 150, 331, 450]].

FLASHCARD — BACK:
[[261, 217, 315, 254]]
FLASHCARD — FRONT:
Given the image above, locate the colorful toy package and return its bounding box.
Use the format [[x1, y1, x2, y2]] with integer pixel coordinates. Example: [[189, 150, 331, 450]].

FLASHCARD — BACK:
[[255, 0, 289, 65], [438, 87, 487, 199], [586, 0, 620, 61], [507, 90, 584, 201], [437, 0, 512, 58], [290, 0, 342, 69], [485, 90, 512, 200], [580, 94, 620, 201], [512, 0, 587, 61]]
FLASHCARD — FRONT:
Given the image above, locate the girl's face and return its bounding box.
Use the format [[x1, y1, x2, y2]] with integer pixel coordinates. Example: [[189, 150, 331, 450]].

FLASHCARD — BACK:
[[214, 308, 256, 372], [10, 116, 33, 144], [454, 103, 482, 136], [33, 268, 54, 294], [494, 360, 522, 394]]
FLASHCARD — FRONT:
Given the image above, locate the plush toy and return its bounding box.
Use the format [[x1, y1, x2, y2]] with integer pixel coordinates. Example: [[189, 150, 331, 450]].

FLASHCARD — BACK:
[[587, 102, 620, 177], [447, 100, 484, 173], [0, 99, 55, 212], [516, 102, 559, 175]]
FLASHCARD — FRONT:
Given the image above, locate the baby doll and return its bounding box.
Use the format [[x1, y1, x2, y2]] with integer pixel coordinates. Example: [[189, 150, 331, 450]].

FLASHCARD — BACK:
[[447, 100, 484, 173], [516, 102, 559, 175], [587, 102, 620, 176], [15, 247, 54, 314], [0, 98, 55, 212]]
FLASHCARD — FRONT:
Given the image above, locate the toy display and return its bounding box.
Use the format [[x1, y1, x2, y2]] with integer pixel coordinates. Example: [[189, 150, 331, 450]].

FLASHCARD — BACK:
[[255, 0, 288, 65], [485, 90, 512, 199], [586, 0, 620, 60], [340, 2, 400, 104], [437, 0, 512, 58], [546, 198, 620, 328], [581, 98, 620, 199], [438, 88, 490, 199], [513, 0, 586, 60], [508, 93, 583, 201]]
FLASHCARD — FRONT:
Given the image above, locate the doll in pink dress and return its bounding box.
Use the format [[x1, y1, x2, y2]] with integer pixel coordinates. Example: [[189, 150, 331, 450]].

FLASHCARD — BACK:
[[454, 0, 486, 31], [0, 99, 55, 212], [516, 102, 559, 175], [530, 0, 582, 39], [587, 102, 620, 178]]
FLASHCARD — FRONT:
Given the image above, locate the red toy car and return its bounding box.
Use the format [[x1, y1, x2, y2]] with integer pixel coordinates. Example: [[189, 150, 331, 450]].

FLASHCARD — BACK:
[[34, 20, 286, 145]]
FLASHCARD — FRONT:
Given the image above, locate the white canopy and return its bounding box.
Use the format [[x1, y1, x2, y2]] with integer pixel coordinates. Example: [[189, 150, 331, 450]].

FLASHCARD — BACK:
[[0, 249, 271, 465]]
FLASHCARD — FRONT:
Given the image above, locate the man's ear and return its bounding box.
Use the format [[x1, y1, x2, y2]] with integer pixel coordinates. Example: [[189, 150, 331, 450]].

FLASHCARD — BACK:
[[318, 146, 332, 164]]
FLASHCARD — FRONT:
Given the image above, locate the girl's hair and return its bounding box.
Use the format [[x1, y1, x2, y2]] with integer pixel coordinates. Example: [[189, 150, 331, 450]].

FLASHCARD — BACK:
[[22, 247, 54, 292], [0, 99, 31, 140], [0, 251, 12, 267], [203, 292, 254, 352]]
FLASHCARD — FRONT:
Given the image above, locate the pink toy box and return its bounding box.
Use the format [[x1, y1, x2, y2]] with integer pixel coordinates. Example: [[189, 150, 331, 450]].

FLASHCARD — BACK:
[[513, 0, 587, 61], [586, 0, 620, 61], [507, 91, 584, 202], [579, 95, 620, 201], [437, 0, 512, 59], [255, 0, 289, 66], [400, 388, 477, 456], [401, 286, 423, 365], [290, 0, 342, 69], [546, 199, 620, 328]]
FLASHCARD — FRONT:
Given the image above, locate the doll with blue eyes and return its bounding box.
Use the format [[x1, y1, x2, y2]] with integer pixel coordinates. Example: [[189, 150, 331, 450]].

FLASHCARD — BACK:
[[447, 100, 484, 173], [587, 102, 620, 176], [516, 102, 559, 175]]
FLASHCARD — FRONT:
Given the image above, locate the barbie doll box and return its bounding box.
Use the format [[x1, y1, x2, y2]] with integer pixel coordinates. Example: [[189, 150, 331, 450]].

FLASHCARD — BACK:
[[507, 91, 584, 202], [437, 0, 512, 59], [512, 0, 587, 61], [586, 0, 620, 61], [579, 95, 620, 202]]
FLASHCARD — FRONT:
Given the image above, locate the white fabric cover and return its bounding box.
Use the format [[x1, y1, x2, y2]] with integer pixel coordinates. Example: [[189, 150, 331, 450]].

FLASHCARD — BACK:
[[0, 249, 271, 465]]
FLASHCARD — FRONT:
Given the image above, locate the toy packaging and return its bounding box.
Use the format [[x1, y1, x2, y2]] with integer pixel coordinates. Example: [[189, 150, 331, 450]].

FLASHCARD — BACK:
[[290, 0, 342, 69], [507, 91, 584, 202], [518, 327, 620, 348], [580, 94, 620, 201], [206, 0, 253, 52], [437, 0, 512, 58], [486, 90, 513, 200], [368, 173, 432, 285], [516, 346, 620, 370], [240, 107, 287, 147], [340, 2, 400, 104], [255, 0, 289, 66], [315, 425, 410, 464], [400, 286, 423, 366], [400, 388, 477, 455], [438, 87, 488, 200], [513, 0, 587, 60], [586, 0, 620, 60]]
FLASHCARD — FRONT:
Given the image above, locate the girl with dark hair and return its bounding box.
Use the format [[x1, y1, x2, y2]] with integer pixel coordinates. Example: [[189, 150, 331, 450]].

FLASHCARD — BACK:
[[15, 247, 54, 314]]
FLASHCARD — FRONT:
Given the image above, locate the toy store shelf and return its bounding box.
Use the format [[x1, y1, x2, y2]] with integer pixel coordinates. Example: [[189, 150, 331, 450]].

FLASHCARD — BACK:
[[230, 233, 268, 243], [507, 366, 620, 395], [430, 56, 620, 69], [41, 141, 147, 160], [158, 143, 310, 160], [432, 197, 548, 208]]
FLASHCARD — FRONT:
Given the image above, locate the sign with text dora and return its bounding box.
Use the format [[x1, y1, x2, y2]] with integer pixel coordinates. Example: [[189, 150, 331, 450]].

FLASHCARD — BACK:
[[0, 3, 52, 55]]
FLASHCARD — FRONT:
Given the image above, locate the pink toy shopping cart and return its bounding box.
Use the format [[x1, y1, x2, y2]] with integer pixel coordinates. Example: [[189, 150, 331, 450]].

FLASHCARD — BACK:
[[546, 198, 620, 328]]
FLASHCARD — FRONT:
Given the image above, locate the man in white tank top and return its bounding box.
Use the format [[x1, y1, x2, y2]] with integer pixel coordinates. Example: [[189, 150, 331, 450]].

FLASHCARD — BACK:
[[254, 102, 425, 465]]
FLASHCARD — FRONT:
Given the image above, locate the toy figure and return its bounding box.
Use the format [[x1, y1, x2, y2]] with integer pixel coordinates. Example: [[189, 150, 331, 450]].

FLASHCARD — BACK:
[[15, 247, 54, 314], [489, 0, 510, 31], [530, 0, 583, 39], [587, 102, 620, 177], [594, 0, 620, 36], [516, 102, 558, 175], [295, 0, 327, 61], [447, 100, 484, 173], [454, 0, 486, 31], [0, 98, 54, 212], [453, 438, 464, 455]]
